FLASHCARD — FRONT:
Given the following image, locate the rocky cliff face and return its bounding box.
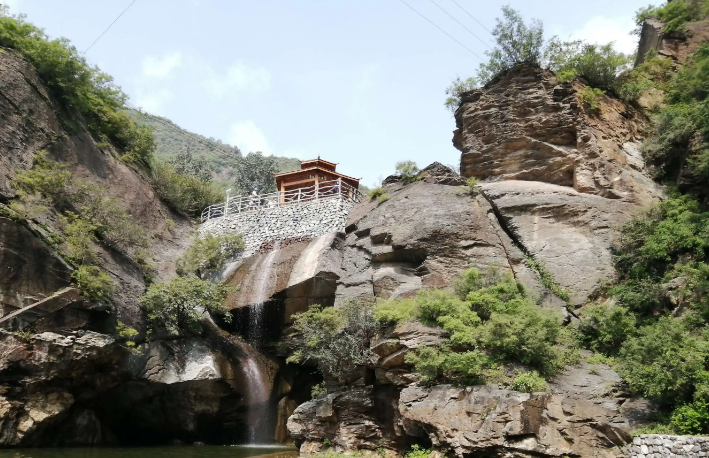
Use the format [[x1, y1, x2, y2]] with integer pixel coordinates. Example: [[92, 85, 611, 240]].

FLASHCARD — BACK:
[[454, 64, 664, 206], [0, 30, 666, 454], [0, 48, 267, 447], [277, 67, 666, 456]]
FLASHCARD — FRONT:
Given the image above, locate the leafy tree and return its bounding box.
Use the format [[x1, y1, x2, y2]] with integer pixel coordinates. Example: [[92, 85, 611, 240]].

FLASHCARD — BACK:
[[395, 161, 420, 184], [444, 76, 478, 113], [546, 42, 633, 90], [72, 266, 114, 303], [140, 275, 231, 336], [475, 6, 544, 85], [617, 315, 708, 406], [232, 152, 279, 196], [168, 151, 213, 182], [577, 303, 637, 355], [148, 159, 223, 216], [287, 301, 381, 380]]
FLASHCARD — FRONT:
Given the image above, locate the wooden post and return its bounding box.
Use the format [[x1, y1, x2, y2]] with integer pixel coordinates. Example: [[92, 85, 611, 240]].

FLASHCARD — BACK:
[[337, 178, 342, 198], [297, 188, 301, 202], [315, 176, 320, 200]]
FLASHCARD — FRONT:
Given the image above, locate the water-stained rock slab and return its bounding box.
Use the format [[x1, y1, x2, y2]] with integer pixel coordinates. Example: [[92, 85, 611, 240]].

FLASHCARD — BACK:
[[481, 180, 638, 305]]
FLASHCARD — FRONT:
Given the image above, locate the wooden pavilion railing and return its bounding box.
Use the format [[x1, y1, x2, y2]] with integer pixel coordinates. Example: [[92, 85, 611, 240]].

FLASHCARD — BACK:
[[200, 178, 363, 222]]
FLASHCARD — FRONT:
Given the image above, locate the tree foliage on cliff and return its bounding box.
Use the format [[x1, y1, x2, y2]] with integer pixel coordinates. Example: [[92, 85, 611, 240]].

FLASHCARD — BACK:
[[635, 0, 709, 35], [287, 301, 381, 380], [0, 14, 154, 164], [375, 269, 578, 385], [642, 44, 709, 190], [140, 276, 231, 336], [444, 6, 633, 112]]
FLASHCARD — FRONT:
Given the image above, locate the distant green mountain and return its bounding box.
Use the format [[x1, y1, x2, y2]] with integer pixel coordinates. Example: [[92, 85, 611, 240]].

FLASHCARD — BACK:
[[130, 110, 301, 179]]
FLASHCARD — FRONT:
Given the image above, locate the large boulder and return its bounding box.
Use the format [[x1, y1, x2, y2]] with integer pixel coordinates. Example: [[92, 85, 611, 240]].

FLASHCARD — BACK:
[[399, 385, 631, 458], [453, 64, 664, 206]]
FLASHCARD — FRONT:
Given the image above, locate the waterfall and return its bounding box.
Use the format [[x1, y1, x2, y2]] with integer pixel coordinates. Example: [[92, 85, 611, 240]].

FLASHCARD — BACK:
[[242, 242, 281, 444], [247, 242, 281, 343]]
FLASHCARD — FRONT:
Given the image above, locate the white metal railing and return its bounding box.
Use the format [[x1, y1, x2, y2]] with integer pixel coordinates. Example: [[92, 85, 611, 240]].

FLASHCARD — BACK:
[[200, 178, 363, 222]]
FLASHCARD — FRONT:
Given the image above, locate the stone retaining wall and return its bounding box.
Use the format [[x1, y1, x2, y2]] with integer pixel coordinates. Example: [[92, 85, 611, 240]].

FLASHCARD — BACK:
[[199, 197, 357, 258], [623, 434, 709, 457]]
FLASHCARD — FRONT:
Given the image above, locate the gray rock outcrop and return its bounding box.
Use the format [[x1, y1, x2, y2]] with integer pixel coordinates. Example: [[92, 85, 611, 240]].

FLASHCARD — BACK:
[[454, 64, 664, 206]]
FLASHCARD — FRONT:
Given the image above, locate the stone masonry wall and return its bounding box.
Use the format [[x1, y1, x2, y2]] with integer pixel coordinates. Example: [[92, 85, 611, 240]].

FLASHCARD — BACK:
[[199, 197, 357, 258], [623, 435, 709, 457]]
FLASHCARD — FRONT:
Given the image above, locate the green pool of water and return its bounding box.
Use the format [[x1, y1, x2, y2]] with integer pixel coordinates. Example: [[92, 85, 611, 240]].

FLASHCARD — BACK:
[[0, 446, 298, 458]]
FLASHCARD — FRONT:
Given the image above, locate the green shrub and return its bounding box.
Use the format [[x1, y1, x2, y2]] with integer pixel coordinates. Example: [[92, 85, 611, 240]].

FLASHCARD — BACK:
[[311, 382, 327, 398], [545, 40, 633, 90], [140, 275, 231, 336], [617, 315, 708, 406], [465, 176, 480, 192], [376, 192, 389, 204], [368, 188, 385, 199], [395, 161, 420, 184], [148, 159, 223, 217], [579, 86, 605, 113], [375, 269, 576, 380], [116, 321, 139, 348], [287, 301, 381, 380], [670, 400, 709, 434], [453, 266, 503, 300], [0, 16, 154, 164], [577, 303, 637, 355], [617, 54, 674, 102], [72, 265, 114, 302], [176, 233, 244, 278], [474, 6, 544, 85], [63, 213, 98, 265], [405, 346, 498, 385], [511, 371, 548, 393], [444, 76, 478, 112], [405, 445, 431, 458]]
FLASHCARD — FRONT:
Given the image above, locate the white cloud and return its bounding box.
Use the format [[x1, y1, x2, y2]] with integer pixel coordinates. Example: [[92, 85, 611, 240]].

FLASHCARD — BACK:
[[134, 88, 174, 115], [205, 61, 271, 97], [566, 16, 638, 54], [142, 52, 183, 79], [227, 121, 271, 154]]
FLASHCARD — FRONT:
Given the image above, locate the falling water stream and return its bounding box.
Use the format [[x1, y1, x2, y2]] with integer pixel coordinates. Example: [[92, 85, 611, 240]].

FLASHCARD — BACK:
[[241, 242, 281, 444]]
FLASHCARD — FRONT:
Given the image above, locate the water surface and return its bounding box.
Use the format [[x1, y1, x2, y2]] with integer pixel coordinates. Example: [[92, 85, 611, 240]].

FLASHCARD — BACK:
[[0, 446, 298, 458]]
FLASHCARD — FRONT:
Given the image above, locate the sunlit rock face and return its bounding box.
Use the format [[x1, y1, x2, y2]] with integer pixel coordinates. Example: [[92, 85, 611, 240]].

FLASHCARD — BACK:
[[453, 64, 664, 206]]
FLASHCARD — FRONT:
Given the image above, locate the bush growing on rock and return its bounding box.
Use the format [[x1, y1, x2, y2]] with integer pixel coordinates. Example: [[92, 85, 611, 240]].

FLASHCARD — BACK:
[[376, 269, 578, 383], [148, 159, 223, 217], [140, 275, 231, 336], [395, 161, 420, 185], [72, 265, 114, 303], [287, 301, 381, 380], [510, 371, 548, 393]]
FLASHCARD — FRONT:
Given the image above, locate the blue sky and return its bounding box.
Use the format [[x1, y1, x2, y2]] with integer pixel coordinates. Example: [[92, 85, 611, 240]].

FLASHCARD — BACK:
[[5, 0, 650, 187]]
